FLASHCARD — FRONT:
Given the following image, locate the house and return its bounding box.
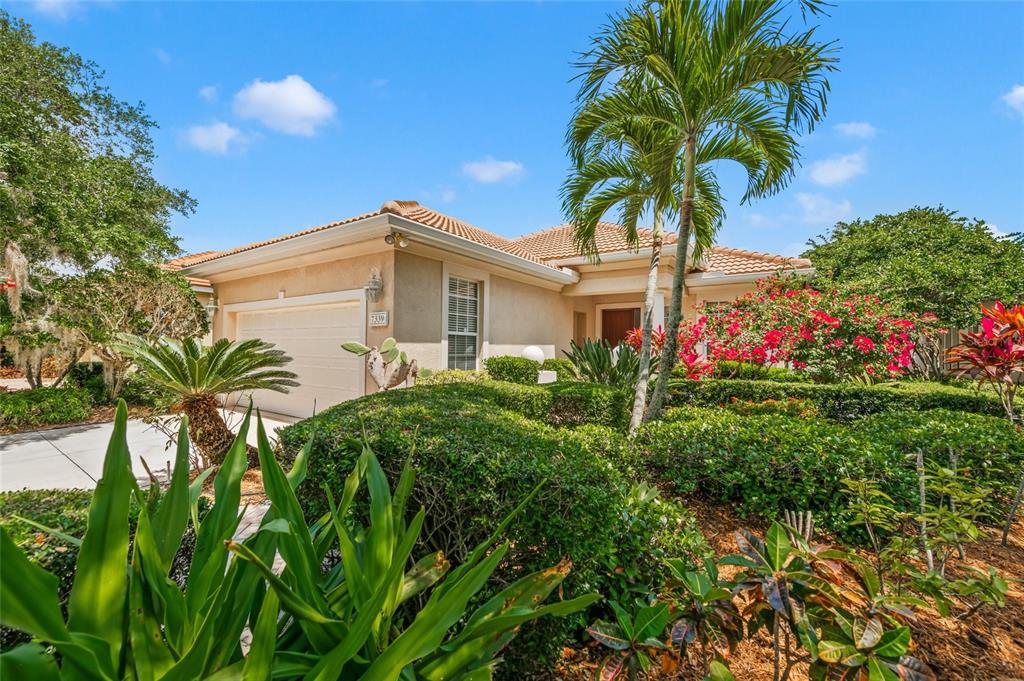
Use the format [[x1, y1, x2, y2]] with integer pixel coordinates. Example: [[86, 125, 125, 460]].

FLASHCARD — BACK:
[[175, 199, 812, 417]]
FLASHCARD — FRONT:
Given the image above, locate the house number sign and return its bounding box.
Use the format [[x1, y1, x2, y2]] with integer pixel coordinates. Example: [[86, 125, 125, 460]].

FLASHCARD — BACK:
[[369, 310, 390, 327]]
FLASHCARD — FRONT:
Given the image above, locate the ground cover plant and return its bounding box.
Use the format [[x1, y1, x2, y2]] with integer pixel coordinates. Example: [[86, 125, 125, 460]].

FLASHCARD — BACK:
[[0, 402, 596, 679], [0, 385, 90, 430]]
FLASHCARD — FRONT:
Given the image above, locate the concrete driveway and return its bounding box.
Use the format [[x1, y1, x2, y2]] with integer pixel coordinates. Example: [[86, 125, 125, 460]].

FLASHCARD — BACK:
[[0, 413, 294, 493]]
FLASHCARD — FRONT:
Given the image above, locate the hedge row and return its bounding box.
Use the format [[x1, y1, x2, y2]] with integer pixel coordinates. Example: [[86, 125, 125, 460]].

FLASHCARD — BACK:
[[669, 378, 1012, 421], [0, 386, 92, 430], [636, 407, 1024, 539], [483, 355, 539, 385], [278, 383, 706, 674]]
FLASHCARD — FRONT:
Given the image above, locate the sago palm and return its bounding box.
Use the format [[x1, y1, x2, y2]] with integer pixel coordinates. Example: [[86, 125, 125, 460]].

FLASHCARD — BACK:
[[117, 335, 298, 463], [573, 0, 837, 420]]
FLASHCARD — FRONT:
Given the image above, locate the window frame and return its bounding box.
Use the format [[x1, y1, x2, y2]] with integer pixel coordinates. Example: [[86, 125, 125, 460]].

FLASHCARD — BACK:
[[441, 263, 490, 370]]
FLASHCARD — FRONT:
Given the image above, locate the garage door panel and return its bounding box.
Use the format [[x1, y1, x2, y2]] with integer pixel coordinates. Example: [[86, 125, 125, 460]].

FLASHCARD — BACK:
[[235, 302, 363, 418]]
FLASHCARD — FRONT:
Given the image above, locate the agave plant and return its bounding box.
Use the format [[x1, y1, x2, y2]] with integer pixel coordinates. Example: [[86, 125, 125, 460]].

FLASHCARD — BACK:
[[563, 337, 652, 389], [116, 334, 298, 464], [0, 401, 595, 679]]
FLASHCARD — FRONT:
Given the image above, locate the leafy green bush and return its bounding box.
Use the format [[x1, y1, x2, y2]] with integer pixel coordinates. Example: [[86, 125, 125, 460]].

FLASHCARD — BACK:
[[67, 361, 108, 402], [723, 397, 819, 418], [636, 409, 884, 532], [546, 381, 630, 430], [541, 357, 577, 381], [0, 386, 91, 429], [707, 360, 808, 383], [669, 378, 1012, 421], [416, 368, 486, 385], [484, 355, 540, 384], [279, 384, 708, 673]]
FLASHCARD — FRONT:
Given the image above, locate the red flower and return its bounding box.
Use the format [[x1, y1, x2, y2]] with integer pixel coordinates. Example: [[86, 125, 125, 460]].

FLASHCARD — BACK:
[[853, 336, 876, 353]]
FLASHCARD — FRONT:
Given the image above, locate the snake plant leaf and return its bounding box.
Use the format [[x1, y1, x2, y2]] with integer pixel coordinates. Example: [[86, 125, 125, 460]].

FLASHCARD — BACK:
[[186, 404, 252, 618], [242, 589, 280, 681], [66, 400, 134, 670], [364, 446, 396, 593], [128, 539, 175, 681], [324, 482, 371, 610], [149, 415, 193, 568]]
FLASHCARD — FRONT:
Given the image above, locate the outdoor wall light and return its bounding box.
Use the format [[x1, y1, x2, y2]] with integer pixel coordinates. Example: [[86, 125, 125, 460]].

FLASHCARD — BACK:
[[384, 232, 409, 248], [204, 298, 219, 317], [365, 269, 384, 302]]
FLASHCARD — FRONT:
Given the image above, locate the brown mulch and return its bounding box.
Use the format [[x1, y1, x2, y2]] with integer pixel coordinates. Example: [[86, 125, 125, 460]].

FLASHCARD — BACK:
[[193, 466, 267, 504], [0, 405, 159, 436], [554, 495, 1024, 681]]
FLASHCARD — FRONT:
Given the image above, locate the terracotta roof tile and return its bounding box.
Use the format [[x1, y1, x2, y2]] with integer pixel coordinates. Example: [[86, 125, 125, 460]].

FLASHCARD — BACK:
[[160, 252, 220, 287], [181, 201, 554, 269], [514, 222, 812, 275]]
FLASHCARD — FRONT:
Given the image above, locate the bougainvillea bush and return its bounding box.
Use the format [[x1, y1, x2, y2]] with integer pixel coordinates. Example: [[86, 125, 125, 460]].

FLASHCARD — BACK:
[[699, 276, 943, 383]]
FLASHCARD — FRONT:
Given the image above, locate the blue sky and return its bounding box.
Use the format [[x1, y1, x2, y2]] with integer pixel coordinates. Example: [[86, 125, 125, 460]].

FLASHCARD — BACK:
[[9, 0, 1024, 258]]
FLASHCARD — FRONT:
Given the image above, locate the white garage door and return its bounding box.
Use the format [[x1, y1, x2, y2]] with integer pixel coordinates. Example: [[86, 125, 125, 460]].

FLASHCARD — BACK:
[[235, 302, 364, 418]]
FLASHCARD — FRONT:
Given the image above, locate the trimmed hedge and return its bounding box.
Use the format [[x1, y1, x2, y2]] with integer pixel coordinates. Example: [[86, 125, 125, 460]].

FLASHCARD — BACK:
[[669, 378, 1012, 421], [279, 384, 707, 674], [416, 369, 486, 385], [0, 386, 92, 430], [484, 355, 540, 385], [541, 357, 577, 382], [636, 406, 1024, 539], [707, 360, 808, 383], [0, 489, 208, 650]]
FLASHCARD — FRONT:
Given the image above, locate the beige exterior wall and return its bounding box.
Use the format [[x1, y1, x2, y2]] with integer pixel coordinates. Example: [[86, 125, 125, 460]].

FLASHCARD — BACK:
[[488, 274, 574, 359], [393, 251, 444, 370]]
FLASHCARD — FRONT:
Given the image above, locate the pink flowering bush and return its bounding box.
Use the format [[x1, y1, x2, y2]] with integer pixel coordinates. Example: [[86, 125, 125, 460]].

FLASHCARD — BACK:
[[700, 277, 940, 382], [625, 321, 714, 380]]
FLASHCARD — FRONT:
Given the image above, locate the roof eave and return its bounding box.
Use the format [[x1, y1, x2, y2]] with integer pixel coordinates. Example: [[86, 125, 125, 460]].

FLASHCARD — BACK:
[[685, 267, 816, 287]]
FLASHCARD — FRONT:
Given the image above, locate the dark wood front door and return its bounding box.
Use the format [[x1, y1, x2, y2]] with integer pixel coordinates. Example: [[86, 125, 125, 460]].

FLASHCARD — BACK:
[[601, 308, 640, 345]]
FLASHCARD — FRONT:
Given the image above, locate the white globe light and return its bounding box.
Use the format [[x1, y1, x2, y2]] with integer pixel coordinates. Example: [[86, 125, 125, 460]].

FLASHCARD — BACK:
[[520, 345, 545, 363]]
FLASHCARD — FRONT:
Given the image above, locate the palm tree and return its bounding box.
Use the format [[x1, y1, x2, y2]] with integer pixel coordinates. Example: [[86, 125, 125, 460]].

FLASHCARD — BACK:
[[562, 117, 678, 433], [573, 0, 837, 420], [117, 335, 298, 464]]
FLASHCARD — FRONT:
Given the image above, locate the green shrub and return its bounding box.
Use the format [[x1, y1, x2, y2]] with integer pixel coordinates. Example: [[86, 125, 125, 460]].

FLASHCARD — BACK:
[[546, 381, 630, 430], [541, 357, 577, 381], [707, 360, 808, 383], [67, 361, 108, 403], [723, 397, 820, 418], [669, 378, 1011, 421], [636, 409, 887, 532], [279, 385, 707, 674], [416, 368, 486, 385], [850, 409, 1024, 513], [484, 355, 540, 384], [0, 386, 91, 429], [0, 488, 208, 650]]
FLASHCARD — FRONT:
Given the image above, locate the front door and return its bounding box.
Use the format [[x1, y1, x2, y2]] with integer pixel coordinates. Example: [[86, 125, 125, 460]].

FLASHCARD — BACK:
[[601, 308, 640, 345]]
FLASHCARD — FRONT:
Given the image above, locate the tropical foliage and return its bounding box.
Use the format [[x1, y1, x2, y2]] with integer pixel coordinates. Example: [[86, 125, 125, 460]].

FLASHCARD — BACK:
[[116, 335, 297, 464], [0, 402, 595, 679], [341, 337, 429, 391], [563, 337, 648, 389]]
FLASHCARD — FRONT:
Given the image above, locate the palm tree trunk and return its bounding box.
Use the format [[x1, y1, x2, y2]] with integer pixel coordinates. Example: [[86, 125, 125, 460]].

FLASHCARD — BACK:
[[628, 211, 664, 434], [183, 395, 236, 466], [646, 136, 696, 421]]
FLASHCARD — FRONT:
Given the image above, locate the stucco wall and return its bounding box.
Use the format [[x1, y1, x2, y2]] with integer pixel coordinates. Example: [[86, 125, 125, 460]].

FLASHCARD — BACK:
[[488, 274, 574, 359], [393, 251, 444, 370]]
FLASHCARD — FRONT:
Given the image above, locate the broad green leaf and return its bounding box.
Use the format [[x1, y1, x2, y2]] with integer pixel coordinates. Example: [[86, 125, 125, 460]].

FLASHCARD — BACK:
[[633, 602, 670, 641], [242, 589, 279, 681], [872, 626, 911, 658], [765, 522, 791, 570], [380, 338, 397, 353], [0, 644, 60, 681], [868, 655, 900, 681], [398, 552, 449, 607], [149, 416, 193, 568], [705, 660, 736, 681], [67, 400, 134, 669], [854, 617, 884, 650], [587, 623, 630, 651], [341, 342, 371, 356], [0, 529, 68, 641]]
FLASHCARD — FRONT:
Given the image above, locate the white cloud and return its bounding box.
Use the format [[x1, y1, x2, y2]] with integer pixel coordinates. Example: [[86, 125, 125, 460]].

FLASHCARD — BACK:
[[440, 189, 457, 203], [184, 122, 244, 154], [233, 75, 336, 136], [1002, 84, 1024, 116], [809, 151, 866, 186], [154, 48, 172, 65], [835, 121, 877, 139], [32, 0, 78, 19], [796, 192, 852, 225], [986, 223, 1009, 239], [199, 85, 218, 102], [462, 156, 525, 184]]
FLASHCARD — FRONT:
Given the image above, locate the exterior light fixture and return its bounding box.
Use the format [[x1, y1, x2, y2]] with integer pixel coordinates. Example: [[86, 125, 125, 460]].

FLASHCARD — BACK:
[[365, 269, 384, 302], [384, 232, 409, 248], [204, 297, 219, 318]]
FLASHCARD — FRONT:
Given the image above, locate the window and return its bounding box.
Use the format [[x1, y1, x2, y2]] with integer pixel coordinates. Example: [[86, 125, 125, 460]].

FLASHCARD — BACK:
[[447, 276, 479, 369]]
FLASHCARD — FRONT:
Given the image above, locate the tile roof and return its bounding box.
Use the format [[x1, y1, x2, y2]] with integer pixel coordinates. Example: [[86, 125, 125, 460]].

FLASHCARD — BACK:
[[180, 201, 552, 269], [513, 221, 811, 275], [161, 251, 220, 287]]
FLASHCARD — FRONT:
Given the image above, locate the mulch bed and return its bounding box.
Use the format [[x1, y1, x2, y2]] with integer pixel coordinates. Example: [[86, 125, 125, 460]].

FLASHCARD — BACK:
[[553, 494, 1024, 681]]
